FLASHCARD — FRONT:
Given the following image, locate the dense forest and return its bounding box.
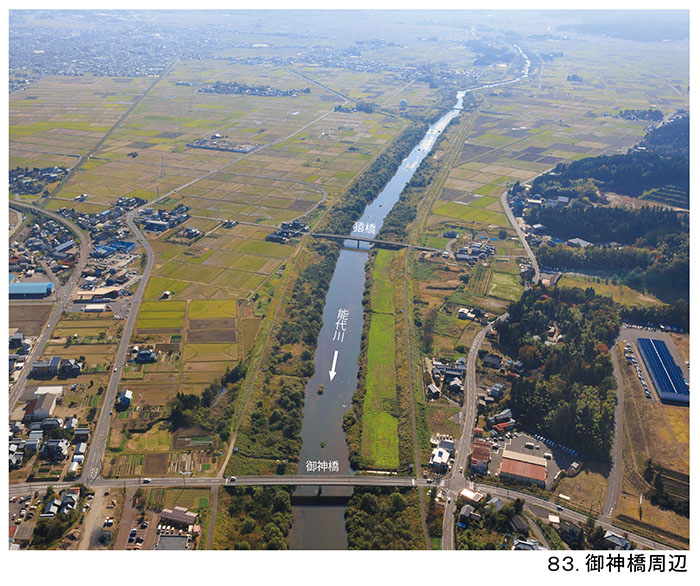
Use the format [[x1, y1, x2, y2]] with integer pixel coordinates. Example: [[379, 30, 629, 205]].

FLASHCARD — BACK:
[[167, 362, 247, 441], [619, 299, 689, 331], [536, 231, 689, 303], [345, 487, 425, 549], [526, 204, 686, 245], [618, 108, 663, 121], [641, 113, 689, 157], [532, 151, 688, 202], [496, 285, 620, 461], [220, 486, 294, 549], [465, 40, 515, 66]]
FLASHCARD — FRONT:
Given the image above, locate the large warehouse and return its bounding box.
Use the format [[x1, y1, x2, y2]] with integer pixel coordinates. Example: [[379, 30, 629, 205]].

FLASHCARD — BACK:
[[637, 338, 689, 406], [9, 281, 53, 299], [498, 450, 547, 488]]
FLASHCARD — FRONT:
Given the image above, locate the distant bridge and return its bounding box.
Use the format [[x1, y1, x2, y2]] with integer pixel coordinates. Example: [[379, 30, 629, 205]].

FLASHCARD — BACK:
[[310, 232, 441, 253]]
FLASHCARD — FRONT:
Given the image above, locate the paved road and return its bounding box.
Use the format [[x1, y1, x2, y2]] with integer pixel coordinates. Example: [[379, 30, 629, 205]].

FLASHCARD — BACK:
[[441, 324, 491, 549], [8, 202, 90, 410], [477, 484, 669, 551], [81, 213, 155, 485], [500, 190, 540, 284], [8, 473, 670, 549], [9, 475, 436, 495], [602, 339, 625, 522]]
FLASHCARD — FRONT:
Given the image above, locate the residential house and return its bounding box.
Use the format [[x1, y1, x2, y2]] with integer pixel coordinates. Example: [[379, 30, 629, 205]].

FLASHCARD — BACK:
[[9, 331, 24, 349], [513, 538, 545, 550], [604, 531, 632, 550], [482, 354, 502, 369], [159, 506, 198, 528], [429, 447, 450, 473], [486, 497, 504, 512], [41, 438, 69, 462], [509, 515, 530, 536], [426, 383, 441, 400], [470, 439, 492, 474]]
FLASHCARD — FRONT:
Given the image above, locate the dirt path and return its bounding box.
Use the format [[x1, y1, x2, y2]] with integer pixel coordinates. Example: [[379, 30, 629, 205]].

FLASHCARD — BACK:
[[112, 488, 137, 550], [78, 490, 105, 550], [205, 485, 218, 549]]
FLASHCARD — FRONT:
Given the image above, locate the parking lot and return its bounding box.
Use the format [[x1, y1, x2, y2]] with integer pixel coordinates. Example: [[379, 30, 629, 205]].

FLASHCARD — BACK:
[[486, 432, 579, 489], [9, 492, 40, 541], [618, 324, 690, 404]]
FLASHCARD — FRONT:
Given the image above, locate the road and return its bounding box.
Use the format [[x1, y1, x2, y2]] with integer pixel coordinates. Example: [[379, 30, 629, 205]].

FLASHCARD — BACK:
[[8, 202, 90, 410], [441, 324, 491, 550], [7, 473, 670, 550], [500, 189, 540, 283], [81, 212, 155, 485], [9, 208, 23, 238], [10, 475, 436, 494], [477, 484, 669, 551], [601, 340, 625, 522]]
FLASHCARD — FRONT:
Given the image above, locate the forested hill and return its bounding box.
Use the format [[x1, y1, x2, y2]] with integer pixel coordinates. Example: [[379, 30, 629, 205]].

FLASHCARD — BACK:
[[495, 285, 619, 462], [526, 204, 687, 246], [642, 113, 689, 157], [530, 113, 689, 208]]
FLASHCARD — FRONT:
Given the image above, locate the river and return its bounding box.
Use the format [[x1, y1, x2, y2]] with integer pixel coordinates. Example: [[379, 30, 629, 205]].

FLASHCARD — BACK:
[[287, 90, 468, 549], [287, 45, 533, 550]]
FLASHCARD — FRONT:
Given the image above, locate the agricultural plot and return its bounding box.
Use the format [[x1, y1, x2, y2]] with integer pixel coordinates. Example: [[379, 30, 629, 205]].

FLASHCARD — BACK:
[[362, 313, 399, 470], [558, 274, 662, 306], [9, 76, 152, 170], [9, 303, 53, 336]]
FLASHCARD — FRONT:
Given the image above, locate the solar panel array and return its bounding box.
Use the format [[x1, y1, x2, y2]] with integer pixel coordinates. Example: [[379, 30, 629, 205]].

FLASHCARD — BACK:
[[637, 338, 689, 405]]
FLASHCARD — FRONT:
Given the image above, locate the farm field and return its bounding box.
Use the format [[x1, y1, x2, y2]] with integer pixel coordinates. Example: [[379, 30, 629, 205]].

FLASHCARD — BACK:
[[31, 56, 420, 476], [361, 313, 399, 470], [558, 274, 662, 306], [9, 303, 54, 336]]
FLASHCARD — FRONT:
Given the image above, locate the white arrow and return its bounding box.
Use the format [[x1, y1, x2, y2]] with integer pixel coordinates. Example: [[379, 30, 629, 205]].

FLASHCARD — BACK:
[[329, 350, 339, 381]]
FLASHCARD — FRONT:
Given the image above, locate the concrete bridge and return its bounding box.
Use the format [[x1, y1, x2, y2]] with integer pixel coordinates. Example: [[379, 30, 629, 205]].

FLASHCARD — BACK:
[[310, 232, 441, 253]]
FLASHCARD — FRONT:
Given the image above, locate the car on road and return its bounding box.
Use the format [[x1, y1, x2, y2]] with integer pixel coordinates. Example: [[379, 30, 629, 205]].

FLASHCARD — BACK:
[[557, 505, 563, 511], [426, 478, 433, 483], [228, 476, 237, 483], [142, 478, 151, 483], [114, 367, 118, 372]]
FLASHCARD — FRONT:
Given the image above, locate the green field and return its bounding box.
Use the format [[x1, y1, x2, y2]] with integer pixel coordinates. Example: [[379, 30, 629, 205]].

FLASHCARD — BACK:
[[183, 343, 239, 362], [361, 313, 399, 470], [487, 271, 523, 302], [188, 299, 239, 319], [558, 274, 662, 306], [370, 250, 396, 314], [432, 201, 508, 227]]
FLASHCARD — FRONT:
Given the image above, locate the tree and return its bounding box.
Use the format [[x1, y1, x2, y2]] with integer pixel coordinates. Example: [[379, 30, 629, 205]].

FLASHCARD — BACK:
[[241, 518, 257, 534]]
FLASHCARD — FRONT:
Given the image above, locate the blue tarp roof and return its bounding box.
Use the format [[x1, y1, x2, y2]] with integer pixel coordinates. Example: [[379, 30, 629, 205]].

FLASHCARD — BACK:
[[9, 282, 53, 295]]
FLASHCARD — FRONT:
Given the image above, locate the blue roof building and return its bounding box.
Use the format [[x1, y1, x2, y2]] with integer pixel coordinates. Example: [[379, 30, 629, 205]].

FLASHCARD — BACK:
[[93, 245, 117, 258], [109, 240, 136, 252], [9, 282, 53, 298]]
